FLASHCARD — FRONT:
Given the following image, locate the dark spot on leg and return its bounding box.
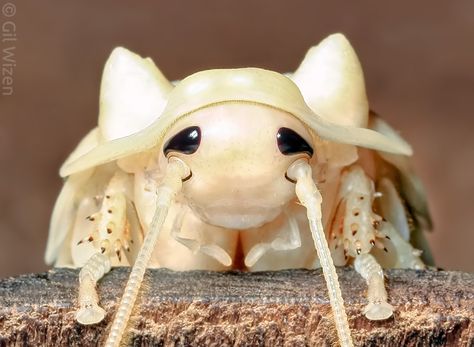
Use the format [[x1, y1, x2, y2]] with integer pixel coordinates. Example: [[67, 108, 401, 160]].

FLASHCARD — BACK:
[[351, 223, 358, 236]]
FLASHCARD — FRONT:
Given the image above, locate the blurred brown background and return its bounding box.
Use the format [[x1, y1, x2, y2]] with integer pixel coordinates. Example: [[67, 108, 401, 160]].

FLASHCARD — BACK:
[[0, 1, 473, 277]]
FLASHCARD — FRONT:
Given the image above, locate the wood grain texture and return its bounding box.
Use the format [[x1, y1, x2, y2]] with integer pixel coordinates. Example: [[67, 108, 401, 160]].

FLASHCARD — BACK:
[[0, 268, 473, 346]]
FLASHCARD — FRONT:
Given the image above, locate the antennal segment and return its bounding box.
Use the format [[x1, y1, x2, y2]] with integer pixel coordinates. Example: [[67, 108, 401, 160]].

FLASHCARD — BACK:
[[105, 157, 190, 347], [287, 159, 353, 347]]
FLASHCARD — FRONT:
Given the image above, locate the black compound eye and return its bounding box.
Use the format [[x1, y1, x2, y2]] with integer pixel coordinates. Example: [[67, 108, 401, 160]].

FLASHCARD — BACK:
[[163, 126, 201, 156], [276, 127, 313, 157]]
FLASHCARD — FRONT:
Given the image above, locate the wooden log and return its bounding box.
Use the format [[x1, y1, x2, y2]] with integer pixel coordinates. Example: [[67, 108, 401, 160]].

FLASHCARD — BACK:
[[0, 268, 472, 346]]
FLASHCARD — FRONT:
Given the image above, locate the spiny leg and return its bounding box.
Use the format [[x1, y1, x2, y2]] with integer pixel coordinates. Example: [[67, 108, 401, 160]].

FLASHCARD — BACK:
[[105, 157, 190, 347], [170, 205, 232, 266], [329, 166, 386, 259], [331, 165, 394, 320], [75, 171, 132, 325], [287, 159, 353, 347], [82, 172, 133, 262]]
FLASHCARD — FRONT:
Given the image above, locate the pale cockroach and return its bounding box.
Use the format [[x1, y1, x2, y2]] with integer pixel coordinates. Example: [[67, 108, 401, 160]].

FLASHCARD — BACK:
[[45, 33, 433, 347]]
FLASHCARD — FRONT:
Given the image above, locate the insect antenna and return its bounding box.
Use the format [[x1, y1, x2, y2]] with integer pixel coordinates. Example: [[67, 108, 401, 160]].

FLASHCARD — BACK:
[[287, 159, 353, 347], [104, 157, 190, 347]]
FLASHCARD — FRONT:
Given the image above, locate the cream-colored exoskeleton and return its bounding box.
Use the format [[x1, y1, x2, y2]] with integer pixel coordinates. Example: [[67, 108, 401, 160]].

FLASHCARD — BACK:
[[45, 33, 433, 347]]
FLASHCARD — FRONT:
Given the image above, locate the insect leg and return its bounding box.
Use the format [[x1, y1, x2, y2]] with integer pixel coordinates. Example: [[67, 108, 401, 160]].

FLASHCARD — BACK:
[[76, 252, 111, 324], [244, 211, 301, 267], [170, 205, 232, 266], [105, 157, 190, 347], [379, 221, 425, 269], [73, 170, 136, 325], [332, 166, 384, 259], [333, 165, 395, 320], [376, 177, 426, 269], [287, 159, 353, 347], [354, 253, 394, 320], [74, 170, 134, 267]]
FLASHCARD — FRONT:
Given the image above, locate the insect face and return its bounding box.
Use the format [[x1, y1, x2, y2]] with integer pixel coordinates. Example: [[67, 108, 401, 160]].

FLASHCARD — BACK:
[[158, 103, 314, 229]]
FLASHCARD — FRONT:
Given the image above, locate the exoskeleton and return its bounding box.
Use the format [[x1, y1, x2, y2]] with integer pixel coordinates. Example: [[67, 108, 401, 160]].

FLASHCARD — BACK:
[[45, 34, 433, 347]]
